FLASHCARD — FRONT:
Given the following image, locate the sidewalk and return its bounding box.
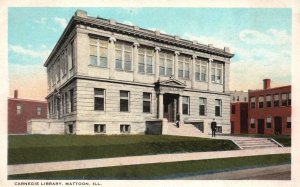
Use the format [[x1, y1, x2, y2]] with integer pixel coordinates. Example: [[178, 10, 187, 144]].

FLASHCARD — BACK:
[[8, 147, 291, 175], [177, 164, 291, 180]]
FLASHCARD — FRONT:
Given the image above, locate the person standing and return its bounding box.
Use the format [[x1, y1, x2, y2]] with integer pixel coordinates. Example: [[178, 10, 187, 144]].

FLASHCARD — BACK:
[[176, 113, 180, 128], [211, 118, 217, 137]]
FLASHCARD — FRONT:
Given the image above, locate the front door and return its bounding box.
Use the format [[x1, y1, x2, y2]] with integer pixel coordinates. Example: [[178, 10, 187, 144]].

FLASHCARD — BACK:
[[274, 117, 282, 135], [163, 94, 178, 122], [257, 119, 265, 134]]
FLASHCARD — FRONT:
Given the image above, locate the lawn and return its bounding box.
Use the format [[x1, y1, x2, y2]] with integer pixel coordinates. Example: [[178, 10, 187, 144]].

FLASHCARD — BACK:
[[223, 134, 291, 147], [8, 153, 291, 180], [8, 135, 238, 165]]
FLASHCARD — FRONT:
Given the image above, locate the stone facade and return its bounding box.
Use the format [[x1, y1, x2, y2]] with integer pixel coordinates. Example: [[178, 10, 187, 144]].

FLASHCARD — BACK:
[[32, 10, 234, 135]]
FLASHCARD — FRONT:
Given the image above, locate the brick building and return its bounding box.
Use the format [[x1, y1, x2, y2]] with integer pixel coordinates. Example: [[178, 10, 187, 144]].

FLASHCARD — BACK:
[[8, 90, 47, 134], [230, 91, 248, 134], [230, 102, 248, 134], [28, 10, 234, 135], [248, 79, 291, 135]]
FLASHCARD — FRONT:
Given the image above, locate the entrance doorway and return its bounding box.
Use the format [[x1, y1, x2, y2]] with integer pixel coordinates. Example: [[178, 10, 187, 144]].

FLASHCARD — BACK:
[[257, 119, 265, 134], [163, 94, 179, 122], [274, 117, 282, 135]]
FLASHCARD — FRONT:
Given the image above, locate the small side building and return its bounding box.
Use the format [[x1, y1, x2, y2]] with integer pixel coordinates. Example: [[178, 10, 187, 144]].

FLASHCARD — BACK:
[[8, 90, 47, 134], [248, 79, 291, 135], [230, 91, 248, 134]]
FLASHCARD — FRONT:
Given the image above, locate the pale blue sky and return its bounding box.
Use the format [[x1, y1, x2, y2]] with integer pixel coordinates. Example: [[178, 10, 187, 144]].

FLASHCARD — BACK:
[[8, 7, 291, 99]]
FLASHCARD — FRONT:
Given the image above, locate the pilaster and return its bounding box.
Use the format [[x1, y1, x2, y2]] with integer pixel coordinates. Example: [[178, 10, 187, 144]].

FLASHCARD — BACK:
[[109, 37, 116, 79], [208, 58, 213, 91], [133, 42, 139, 82], [191, 55, 196, 89], [174, 51, 180, 79], [155, 47, 161, 81]]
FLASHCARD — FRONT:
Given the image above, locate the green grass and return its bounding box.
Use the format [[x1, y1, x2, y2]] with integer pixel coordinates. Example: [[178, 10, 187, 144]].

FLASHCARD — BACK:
[[223, 134, 291, 147], [8, 135, 238, 165], [8, 154, 291, 180]]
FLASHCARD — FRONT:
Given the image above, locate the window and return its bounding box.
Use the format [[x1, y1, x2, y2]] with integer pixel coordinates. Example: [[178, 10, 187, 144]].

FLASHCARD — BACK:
[[215, 99, 222, 116], [70, 89, 74, 112], [258, 96, 264, 108], [68, 124, 74, 134], [89, 38, 108, 68], [37, 106, 42, 115], [232, 96, 235, 101], [237, 96, 239, 102], [211, 62, 223, 83], [244, 97, 247, 102], [17, 104, 22, 115], [266, 95, 271, 108], [281, 93, 287, 106], [182, 96, 189, 115], [159, 52, 173, 76], [120, 124, 130, 133], [94, 88, 105, 111], [231, 105, 236, 114], [120, 91, 129, 112], [274, 94, 279, 107], [143, 93, 151, 113], [65, 92, 68, 114], [250, 97, 256, 109], [178, 55, 190, 79], [287, 117, 291, 128], [61, 94, 65, 115], [216, 126, 222, 133], [250, 118, 255, 128], [70, 40, 75, 69], [266, 117, 272, 128], [94, 124, 106, 133], [115, 41, 132, 71], [288, 93, 291, 106], [138, 47, 153, 74], [199, 97, 206, 116]]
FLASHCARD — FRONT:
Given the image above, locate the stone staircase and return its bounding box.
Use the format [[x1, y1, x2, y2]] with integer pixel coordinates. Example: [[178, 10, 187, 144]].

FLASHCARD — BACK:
[[216, 136, 284, 149], [166, 122, 206, 138]]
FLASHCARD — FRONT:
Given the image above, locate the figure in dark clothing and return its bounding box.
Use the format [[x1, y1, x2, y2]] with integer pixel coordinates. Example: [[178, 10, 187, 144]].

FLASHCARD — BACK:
[[176, 113, 180, 128], [211, 119, 217, 137]]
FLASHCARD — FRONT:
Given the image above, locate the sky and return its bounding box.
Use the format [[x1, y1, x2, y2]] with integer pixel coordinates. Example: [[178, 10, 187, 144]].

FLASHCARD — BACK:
[[8, 7, 291, 100]]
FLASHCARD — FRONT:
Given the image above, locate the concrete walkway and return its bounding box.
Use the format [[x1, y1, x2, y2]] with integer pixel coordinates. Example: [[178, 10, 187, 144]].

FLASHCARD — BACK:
[[8, 147, 290, 175], [177, 164, 291, 180]]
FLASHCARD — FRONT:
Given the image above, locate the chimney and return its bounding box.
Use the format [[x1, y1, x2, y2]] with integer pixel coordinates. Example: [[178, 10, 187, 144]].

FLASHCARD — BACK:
[[263, 79, 271, 89], [14, 90, 18, 99], [75, 9, 87, 18]]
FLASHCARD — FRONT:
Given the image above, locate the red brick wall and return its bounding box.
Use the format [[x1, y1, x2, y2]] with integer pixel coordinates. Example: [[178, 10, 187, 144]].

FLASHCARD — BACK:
[[248, 85, 291, 135], [8, 98, 47, 134], [230, 102, 248, 134]]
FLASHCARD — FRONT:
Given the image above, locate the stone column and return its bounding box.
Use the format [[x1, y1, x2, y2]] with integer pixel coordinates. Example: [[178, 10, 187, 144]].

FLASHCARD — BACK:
[[133, 42, 139, 82], [208, 58, 213, 91], [178, 95, 182, 124], [222, 62, 225, 92], [173, 99, 177, 122], [109, 37, 116, 79], [191, 55, 196, 89], [174, 51, 180, 79], [155, 47, 161, 81], [159, 93, 164, 119]]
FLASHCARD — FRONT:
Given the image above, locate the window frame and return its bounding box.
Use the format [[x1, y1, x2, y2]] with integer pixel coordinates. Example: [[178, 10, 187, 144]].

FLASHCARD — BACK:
[[120, 124, 131, 133], [37, 106, 42, 116], [115, 41, 133, 71], [182, 96, 190, 115], [89, 37, 108, 68], [143, 92, 151, 113], [94, 88, 105, 111], [120, 90, 130, 112], [215, 99, 222, 116], [94, 124, 106, 134], [17, 103, 22, 115], [199, 97, 206, 116]]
